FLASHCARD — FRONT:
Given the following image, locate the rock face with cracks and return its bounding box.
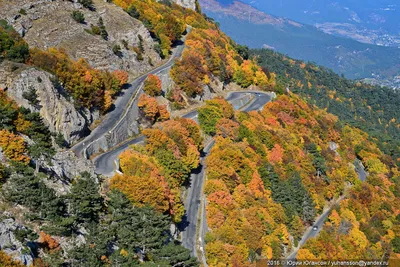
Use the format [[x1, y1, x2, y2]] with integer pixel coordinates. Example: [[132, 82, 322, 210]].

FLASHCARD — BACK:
[[0, 62, 90, 144], [0, 217, 34, 266], [0, 0, 197, 265]]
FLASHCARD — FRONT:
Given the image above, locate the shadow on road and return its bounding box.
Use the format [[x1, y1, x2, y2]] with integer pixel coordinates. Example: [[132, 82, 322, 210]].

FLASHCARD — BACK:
[[172, 39, 184, 48], [113, 83, 133, 97], [177, 214, 190, 232]]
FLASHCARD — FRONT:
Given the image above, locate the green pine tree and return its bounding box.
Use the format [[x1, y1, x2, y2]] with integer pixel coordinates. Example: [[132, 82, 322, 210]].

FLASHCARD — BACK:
[[68, 172, 104, 224]]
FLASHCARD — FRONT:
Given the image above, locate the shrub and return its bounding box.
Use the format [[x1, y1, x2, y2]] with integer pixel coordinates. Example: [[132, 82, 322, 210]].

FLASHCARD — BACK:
[[71, 10, 85, 23], [0, 22, 30, 63], [121, 39, 128, 49], [55, 133, 68, 148], [98, 17, 108, 40], [112, 44, 122, 57], [138, 34, 144, 53], [86, 18, 107, 39], [126, 5, 140, 19], [132, 46, 143, 61], [19, 9, 27, 15], [78, 0, 94, 10], [88, 24, 100, 35], [22, 87, 40, 106]]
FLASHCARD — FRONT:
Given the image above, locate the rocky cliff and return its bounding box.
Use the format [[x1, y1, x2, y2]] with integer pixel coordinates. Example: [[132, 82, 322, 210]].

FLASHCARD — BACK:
[[0, 0, 161, 75], [0, 217, 34, 266], [0, 61, 90, 144]]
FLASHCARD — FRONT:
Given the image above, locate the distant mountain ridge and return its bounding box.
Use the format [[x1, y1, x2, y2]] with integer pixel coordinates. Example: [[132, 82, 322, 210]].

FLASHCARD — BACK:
[[240, 0, 400, 48], [200, 0, 400, 87], [240, 0, 400, 34], [200, 0, 301, 27]]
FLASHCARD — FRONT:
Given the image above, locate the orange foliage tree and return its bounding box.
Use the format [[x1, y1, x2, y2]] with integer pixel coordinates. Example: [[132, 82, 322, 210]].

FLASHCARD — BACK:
[[198, 97, 235, 135], [170, 27, 275, 101], [137, 94, 170, 123], [39, 231, 60, 251], [111, 118, 203, 222], [170, 50, 207, 97], [29, 48, 127, 112], [215, 118, 240, 140], [0, 251, 25, 267], [138, 94, 158, 122], [112, 70, 129, 87], [113, 0, 190, 57], [202, 94, 399, 264], [144, 74, 162, 97]]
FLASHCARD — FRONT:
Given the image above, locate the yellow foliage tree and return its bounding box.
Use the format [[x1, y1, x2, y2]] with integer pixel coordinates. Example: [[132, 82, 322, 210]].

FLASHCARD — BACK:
[[111, 174, 170, 213], [0, 251, 25, 267], [0, 130, 30, 163]]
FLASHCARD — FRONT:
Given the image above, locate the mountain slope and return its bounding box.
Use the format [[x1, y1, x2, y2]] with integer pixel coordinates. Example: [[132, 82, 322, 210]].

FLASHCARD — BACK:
[[0, 0, 162, 74], [0, 0, 270, 265], [199, 0, 400, 86], [251, 48, 400, 163], [199, 94, 400, 265]]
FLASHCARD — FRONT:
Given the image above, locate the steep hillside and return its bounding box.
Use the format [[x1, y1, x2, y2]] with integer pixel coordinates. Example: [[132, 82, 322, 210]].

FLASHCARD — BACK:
[[0, 0, 161, 74], [0, 0, 398, 266], [0, 0, 271, 265], [199, 0, 400, 87], [250, 48, 400, 164], [199, 94, 399, 265]]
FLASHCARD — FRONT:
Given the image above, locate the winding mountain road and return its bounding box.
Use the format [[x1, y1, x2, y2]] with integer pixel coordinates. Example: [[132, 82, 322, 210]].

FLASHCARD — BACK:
[[90, 91, 273, 264], [71, 35, 188, 158], [286, 197, 343, 261], [93, 92, 273, 176], [67, 25, 275, 260]]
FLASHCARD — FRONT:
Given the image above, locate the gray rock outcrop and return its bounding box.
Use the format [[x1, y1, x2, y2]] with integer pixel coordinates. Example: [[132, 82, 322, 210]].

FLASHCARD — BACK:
[[329, 141, 340, 157], [0, 148, 5, 164], [173, 0, 197, 10], [0, 217, 34, 266], [40, 150, 96, 195], [49, 150, 96, 181], [0, 62, 88, 144], [0, 0, 161, 75]]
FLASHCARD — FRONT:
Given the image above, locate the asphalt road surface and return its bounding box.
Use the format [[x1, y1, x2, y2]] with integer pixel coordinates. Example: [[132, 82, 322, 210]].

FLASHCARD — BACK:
[[71, 35, 188, 158], [181, 140, 215, 258], [93, 92, 273, 175], [94, 136, 145, 176], [286, 205, 336, 261]]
